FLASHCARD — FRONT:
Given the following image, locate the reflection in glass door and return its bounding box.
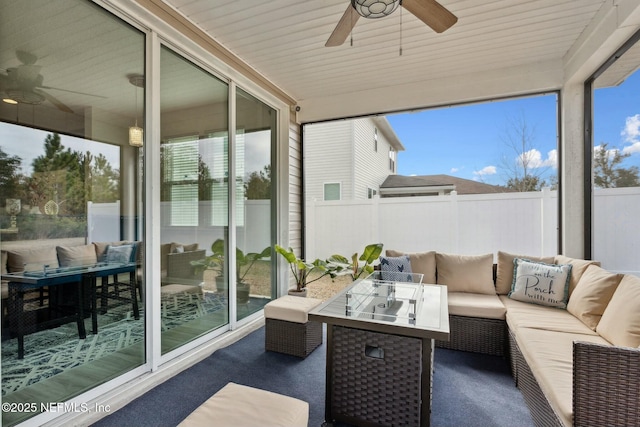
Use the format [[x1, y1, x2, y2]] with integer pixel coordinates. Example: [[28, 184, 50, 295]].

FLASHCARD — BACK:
[[235, 88, 277, 321], [159, 46, 229, 354]]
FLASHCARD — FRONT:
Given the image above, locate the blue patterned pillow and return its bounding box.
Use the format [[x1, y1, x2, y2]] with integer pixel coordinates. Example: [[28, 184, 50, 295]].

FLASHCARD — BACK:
[[105, 244, 134, 264], [379, 255, 413, 282]]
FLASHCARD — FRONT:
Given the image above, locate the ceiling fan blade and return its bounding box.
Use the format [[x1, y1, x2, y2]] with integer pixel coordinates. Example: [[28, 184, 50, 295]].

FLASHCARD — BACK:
[[35, 89, 74, 113], [326, 4, 360, 47], [40, 85, 107, 99], [402, 0, 457, 33]]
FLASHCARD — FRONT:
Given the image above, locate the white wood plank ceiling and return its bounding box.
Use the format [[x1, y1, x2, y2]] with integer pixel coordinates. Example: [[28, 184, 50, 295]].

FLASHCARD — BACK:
[[161, 0, 639, 121]]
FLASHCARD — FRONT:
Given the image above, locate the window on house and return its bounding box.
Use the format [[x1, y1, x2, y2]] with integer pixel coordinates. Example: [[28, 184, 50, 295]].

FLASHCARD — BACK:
[[389, 148, 396, 172], [162, 135, 200, 226], [324, 183, 341, 200], [367, 187, 377, 199], [374, 127, 378, 152]]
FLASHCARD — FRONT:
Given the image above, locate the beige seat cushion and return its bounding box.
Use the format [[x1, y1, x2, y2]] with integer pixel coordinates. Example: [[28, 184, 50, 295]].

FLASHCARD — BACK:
[[596, 273, 640, 348], [554, 255, 600, 297], [567, 265, 623, 330], [264, 295, 322, 323], [495, 251, 554, 295], [56, 244, 98, 267], [436, 252, 495, 294], [500, 295, 598, 335], [178, 382, 309, 427], [6, 247, 59, 272], [386, 249, 436, 284], [160, 283, 201, 295], [514, 327, 610, 427], [447, 292, 506, 319]]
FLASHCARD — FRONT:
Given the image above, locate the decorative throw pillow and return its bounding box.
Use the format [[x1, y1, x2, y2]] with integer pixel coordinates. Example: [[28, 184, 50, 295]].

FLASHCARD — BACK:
[[105, 244, 134, 264], [379, 255, 415, 282], [386, 249, 436, 284], [554, 255, 600, 297], [566, 264, 623, 330], [435, 253, 495, 294], [596, 273, 640, 348], [56, 244, 98, 267], [495, 251, 555, 295], [172, 244, 185, 254], [509, 259, 572, 308]]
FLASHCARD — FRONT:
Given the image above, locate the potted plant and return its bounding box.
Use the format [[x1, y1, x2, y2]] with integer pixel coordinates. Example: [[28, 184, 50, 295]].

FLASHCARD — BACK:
[[275, 245, 336, 297], [328, 243, 384, 281], [192, 239, 271, 303]]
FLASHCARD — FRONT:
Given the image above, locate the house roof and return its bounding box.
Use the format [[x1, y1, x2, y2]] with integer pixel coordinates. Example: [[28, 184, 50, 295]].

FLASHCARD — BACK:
[[380, 174, 512, 195], [373, 117, 405, 151]]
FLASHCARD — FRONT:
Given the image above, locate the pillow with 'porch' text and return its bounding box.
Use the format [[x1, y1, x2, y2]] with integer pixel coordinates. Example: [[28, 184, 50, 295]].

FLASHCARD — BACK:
[[508, 258, 572, 308]]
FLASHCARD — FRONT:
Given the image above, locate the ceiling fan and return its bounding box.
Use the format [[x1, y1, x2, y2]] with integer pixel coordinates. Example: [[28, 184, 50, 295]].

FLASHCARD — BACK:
[[326, 0, 457, 47], [0, 50, 105, 113]]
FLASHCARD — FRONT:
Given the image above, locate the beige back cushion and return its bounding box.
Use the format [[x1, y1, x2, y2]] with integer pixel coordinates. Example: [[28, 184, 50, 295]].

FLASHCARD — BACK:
[[6, 247, 59, 272], [436, 252, 495, 294], [56, 245, 98, 267], [567, 264, 623, 330], [385, 249, 436, 284], [596, 273, 640, 347], [160, 242, 198, 272], [1, 250, 7, 275], [554, 255, 601, 297], [495, 251, 554, 295]]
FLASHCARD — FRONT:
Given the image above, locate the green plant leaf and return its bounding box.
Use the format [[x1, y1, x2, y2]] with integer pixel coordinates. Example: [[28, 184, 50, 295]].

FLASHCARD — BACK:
[[359, 243, 383, 263]]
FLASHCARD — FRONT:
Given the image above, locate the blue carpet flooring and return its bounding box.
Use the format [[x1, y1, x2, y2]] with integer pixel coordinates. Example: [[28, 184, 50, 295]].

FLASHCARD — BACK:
[[93, 326, 534, 427]]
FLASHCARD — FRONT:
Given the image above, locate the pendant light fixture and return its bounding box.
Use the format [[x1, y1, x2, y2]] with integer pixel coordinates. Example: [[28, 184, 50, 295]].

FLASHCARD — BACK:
[[128, 74, 144, 147]]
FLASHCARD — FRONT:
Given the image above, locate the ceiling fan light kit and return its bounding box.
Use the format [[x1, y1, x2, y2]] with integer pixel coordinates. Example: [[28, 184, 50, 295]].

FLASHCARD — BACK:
[[326, 0, 457, 47], [352, 0, 400, 19]]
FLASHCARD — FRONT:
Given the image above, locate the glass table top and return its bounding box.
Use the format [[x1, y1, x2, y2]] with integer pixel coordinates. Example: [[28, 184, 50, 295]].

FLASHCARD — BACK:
[[310, 271, 449, 339]]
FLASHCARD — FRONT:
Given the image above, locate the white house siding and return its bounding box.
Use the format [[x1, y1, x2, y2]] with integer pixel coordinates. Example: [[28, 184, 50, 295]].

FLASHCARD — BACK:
[[353, 118, 395, 200], [304, 120, 353, 201], [288, 119, 303, 254]]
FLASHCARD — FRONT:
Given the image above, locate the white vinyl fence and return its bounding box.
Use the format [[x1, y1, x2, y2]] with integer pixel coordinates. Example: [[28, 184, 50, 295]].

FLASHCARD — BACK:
[[306, 187, 640, 276]]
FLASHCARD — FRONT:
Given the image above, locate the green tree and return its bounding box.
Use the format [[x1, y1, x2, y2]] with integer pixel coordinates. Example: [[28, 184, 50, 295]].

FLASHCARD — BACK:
[[90, 153, 120, 202], [29, 133, 85, 214], [0, 147, 23, 203], [593, 143, 640, 188], [244, 165, 271, 200]]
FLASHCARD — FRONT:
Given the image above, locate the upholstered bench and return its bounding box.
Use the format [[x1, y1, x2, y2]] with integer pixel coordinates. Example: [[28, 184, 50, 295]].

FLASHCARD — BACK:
[[264, 295, 323, 358], [178, 382, 309, 427]]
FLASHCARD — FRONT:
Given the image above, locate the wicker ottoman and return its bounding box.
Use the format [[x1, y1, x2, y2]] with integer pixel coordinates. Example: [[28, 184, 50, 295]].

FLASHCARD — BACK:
[[264, 295, 323, 358], [178, 382, 309, 427]]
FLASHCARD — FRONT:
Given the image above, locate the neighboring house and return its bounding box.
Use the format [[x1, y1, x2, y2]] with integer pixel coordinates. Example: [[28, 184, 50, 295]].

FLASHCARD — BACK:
[[380, 174, 512, 197], [304, 117, 404, 201]]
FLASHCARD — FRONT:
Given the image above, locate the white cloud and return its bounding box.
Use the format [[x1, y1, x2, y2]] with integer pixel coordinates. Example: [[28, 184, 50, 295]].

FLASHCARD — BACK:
[[450, 167, 459, 173], [622, 114, 640, 143], [516, 148, 557, 169], [620, 114, 640, 156], [473, 166, 497, 177], [594, 144, 618, 160], [622, 142, 640, 155]]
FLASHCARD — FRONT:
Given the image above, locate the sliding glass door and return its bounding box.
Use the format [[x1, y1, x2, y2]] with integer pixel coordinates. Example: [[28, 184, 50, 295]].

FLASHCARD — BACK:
[[159, 47, 230, 353]]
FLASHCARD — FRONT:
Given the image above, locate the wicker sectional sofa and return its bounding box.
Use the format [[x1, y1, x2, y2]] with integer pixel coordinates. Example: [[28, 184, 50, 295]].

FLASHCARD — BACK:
[[385, 249, 640, 427]]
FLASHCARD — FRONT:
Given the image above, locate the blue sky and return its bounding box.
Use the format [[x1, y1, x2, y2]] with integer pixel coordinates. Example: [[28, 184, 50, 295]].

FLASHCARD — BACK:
[[387, 71, 640, 186]]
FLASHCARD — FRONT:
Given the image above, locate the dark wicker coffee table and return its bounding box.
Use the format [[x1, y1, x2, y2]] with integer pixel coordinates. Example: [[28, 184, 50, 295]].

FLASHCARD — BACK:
[[309, 272, 449, 427]]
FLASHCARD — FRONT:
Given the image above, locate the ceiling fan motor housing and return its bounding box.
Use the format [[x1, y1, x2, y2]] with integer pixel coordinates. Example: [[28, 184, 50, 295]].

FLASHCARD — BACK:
[[352, 0, 400, 19]]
